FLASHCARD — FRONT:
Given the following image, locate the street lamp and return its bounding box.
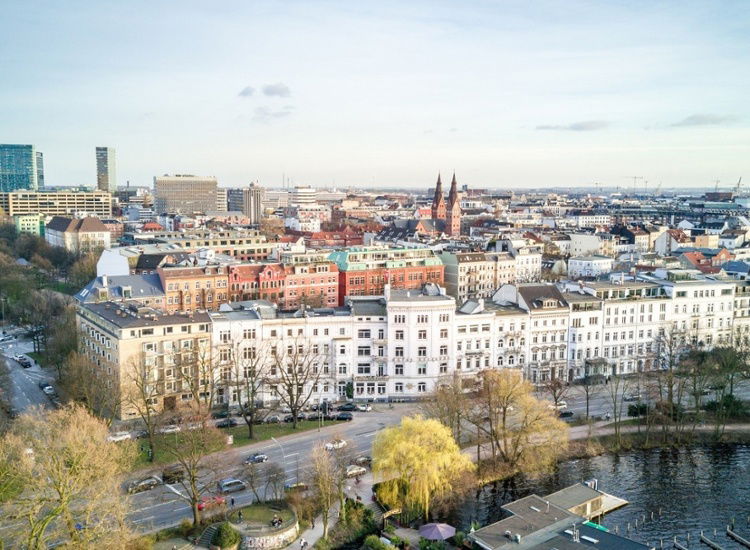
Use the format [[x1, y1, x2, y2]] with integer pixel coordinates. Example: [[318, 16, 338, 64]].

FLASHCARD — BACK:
[[270, 436, 286, 463]]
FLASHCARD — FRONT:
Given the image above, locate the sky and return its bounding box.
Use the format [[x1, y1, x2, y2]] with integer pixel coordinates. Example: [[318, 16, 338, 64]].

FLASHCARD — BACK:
[[1, 0, 749, 190]]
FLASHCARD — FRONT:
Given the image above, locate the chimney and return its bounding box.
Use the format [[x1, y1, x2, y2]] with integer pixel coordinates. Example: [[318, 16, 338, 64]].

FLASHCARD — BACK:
[[384, 283, 391, 300], [101, 275, 108, 287]]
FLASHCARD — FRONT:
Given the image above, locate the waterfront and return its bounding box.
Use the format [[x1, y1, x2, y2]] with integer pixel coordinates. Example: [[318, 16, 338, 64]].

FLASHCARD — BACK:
[[451, 445, 750, 546]]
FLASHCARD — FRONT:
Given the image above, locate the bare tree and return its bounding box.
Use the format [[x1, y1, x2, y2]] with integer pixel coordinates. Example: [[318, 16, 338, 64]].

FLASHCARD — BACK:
[[173, 340, 220, 415], [270, 337, 324, 429], [264, 463, 286, 501], [420, 373, 471, 444], [542, 377, 570, 409], [242, 461, 265, 503], [123, 357, 163, 462], [2, 405, 134, 550], [308, 444, 338, 539], [159, 408, 227, 526], [228, 341, 269, 439], [605, 374, 630, 448], [58, 352, 121, 426]]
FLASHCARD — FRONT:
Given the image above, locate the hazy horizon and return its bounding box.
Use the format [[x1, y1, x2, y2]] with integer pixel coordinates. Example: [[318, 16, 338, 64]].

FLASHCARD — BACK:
[[2, 1, 748, 189]]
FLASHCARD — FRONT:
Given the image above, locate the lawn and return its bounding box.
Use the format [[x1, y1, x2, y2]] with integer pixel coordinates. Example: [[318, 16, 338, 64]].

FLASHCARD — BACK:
[[133, 419, 344, 469], [228, 502, 294, 525]]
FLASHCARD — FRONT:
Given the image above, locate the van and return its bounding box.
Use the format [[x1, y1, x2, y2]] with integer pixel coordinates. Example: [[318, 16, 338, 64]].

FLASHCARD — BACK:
[[217, 478, 247, 494], [162, 465, 185, 484]]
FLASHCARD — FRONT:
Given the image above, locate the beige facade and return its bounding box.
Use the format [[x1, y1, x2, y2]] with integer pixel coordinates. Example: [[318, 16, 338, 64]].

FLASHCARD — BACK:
[[154, 175, 218, 214], [0, 190, 112, 217], [77, 302, 212, 419]]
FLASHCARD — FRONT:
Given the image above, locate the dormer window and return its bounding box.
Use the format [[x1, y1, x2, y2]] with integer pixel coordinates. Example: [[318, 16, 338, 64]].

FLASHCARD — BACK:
[[543, 299, 557, 308], [121, 286, 132, 299]]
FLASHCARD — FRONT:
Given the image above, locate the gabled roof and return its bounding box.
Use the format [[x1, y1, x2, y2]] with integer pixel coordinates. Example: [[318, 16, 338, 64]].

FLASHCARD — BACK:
[[46, 216, 108, 233], [517, 284, 568, 310], [75, 274, 165, 303]]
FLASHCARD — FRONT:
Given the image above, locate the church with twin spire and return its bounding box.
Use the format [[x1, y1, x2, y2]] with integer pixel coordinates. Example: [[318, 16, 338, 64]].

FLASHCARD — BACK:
[[431, 172, 461, 236]]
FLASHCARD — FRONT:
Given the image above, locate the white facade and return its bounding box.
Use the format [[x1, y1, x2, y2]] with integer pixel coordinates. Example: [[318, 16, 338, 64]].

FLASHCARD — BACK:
[[568, 256, 615, 279]]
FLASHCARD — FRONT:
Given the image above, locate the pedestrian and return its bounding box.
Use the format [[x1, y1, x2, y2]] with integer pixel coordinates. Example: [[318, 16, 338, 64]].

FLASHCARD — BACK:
[[311, 517, 315, 529], [231, 496, 235, 508], [301, 538, 307, 550], [239, 510, 243, 522]]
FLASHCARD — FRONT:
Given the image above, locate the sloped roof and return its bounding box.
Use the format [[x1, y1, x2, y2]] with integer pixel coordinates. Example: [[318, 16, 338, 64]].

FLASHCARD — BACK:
[[46, 216, 108, 233], [517, 284, 568, 310]]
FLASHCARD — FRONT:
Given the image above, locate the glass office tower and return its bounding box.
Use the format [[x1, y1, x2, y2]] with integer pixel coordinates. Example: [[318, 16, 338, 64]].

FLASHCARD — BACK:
[[0, 144, 40, 192]]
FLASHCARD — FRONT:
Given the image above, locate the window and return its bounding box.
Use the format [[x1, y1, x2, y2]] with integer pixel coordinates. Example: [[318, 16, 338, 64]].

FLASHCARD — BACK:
[[394, 314, 406, 323], [357, 363, 371, 374], [395, 347, 404, 357], [439, 313, 449, 323], [418, 365, 427, 375], [418, 330, 427, 340], [357, 346, 371, 356], [439, 345, 448, 356], [417, 314, 428, 324], [395, 382, 404, 393], [439, 362, 448, 374], [220, 331, 230, 343], [395, 364, 404, 375], [338, 364, 347, 375], [395, 330, 404, 340], [417, 347, 427, 357], [358, 329, 371, 339], [440, 328, 448, 339], [418, 382, 426, 393]]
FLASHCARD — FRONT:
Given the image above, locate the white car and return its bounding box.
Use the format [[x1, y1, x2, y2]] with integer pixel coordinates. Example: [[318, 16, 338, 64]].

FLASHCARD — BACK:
[[324, 439, 347, 451], [356, 404, 372, 412], [159, 425, 181, 434], [346, 465, 367, 478], [107, 431, 132, 442]]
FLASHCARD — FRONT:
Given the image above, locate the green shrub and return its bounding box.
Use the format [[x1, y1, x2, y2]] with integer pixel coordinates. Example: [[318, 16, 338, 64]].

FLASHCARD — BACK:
[[128, 535, 155, 550], [627, 403, 649, 417], [365, 534, 392, 550], [178, 518, 194, 538], [213, 521, 241, 548], [453, 531, 466, 547], [705, 395, 748, 417]]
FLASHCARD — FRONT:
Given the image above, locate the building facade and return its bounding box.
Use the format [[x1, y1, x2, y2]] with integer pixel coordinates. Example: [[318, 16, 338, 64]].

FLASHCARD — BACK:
[[0, 144, 42, 192], [0, 190, 112, 217], [45, 216, 112, 253], [154, 175, 219, 214], [96, 147, 117, 193]]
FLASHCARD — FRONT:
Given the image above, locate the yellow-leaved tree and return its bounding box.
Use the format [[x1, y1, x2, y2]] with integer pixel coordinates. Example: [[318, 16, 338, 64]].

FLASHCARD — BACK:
[[372, 415, 475, 521]]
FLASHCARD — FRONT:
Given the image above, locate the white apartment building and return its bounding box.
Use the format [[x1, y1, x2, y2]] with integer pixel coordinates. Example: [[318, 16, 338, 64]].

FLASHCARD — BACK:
[[568, 255, 615, 279]]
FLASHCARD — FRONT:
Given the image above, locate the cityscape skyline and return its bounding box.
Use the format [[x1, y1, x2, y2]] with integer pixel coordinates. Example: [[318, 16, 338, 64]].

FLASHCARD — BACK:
[[2, 1, 748, 189]]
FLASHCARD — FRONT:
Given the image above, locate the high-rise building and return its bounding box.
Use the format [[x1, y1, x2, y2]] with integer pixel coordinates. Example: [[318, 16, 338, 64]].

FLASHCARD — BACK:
[[96, 147, 117, 193], [215, 188, 228, 212], [291, 186, 316, 206], [153, 174, 218, 214], [228, 183, 266, 223], [35, 151, 45, 189], [0, 144, 41, 192]]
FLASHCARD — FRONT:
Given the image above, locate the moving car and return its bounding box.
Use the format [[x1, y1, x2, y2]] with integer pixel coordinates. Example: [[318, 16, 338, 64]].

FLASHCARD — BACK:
[[162, 465, 185, 484], [336, 412, 354, 421], [337, 402, 356, 412], [216, 418, 238, 428], [325, 438, 347, 451], [158, 425, 181, 434], [244, 453, 268, 464], [623, 393, 641, 402], [354, 456, 372, 467], [198, 495, 226, 511], [559, 411, 575, 419], [346, 465, 367, 478], [127, 475, 161, 494], [217, 477, 247, 494], [107, 431, 132, 442], [356, 404, 372, 412], [284, 482, 308, 493]]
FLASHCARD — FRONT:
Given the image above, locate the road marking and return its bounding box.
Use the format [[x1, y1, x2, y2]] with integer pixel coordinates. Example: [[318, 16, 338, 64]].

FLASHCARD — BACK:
[[164, 484, 186, 498], [132, 515, 157, 524], [285, 452, 299, 457]]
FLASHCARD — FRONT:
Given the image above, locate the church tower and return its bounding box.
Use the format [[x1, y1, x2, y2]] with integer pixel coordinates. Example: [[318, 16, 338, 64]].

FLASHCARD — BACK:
[[431, 173, 446, 220], [446, 173, 461, 236]]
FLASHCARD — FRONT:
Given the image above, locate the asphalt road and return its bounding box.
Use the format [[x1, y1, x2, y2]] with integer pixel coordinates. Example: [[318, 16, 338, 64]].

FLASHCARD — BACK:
[[0, 334, 55, 414]]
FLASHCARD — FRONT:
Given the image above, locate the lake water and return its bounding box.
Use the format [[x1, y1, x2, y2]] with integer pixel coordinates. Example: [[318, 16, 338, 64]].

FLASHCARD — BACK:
[[449, 445, 750, 547]]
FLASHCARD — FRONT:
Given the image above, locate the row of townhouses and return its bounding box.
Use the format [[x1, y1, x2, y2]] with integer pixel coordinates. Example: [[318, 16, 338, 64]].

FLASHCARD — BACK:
[[77, 269, 750, 420]]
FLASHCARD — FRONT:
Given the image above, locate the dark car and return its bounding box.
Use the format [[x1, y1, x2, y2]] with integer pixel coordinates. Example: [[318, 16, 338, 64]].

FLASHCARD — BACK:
[[216, 418, 238, 429], [324, 412, 338, 421], [38, 381, 51, 391], [162, 465, 185, 484], [337, 402, 356, 412], [127, 475, 161, 494], [264, 414, 282, 424], [283, 414, 304, 423], [18, 358, 32, 368], [211, 410, 233, 419], [336, 412, 354, 421], [133, 429, 149, 439], [245, 453, 269, 464], [559, 410, 575, 419]]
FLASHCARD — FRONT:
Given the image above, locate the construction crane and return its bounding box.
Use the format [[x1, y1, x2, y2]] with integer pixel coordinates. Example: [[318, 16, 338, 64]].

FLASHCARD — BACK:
[[734, 177, 743, 195], [626, 176, 643, 196], [714, 179, 721, 192], [652, 182, 662, 196]]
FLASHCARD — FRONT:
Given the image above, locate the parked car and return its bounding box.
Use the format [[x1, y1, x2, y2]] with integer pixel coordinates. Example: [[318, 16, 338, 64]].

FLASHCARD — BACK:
[[211, 410, 233, 419], [264, 415, 282, 424], [346, 465, 367, 478], [324, 412, 338, 421], [559, 411, 575, 419], [217, 478, 247, 494], [107, 431, 132, 442], [354, 456, 372, 467], [244, 453, 268, 464], [17, 357, 32, 368], [623, 393, 641, 402], [284, 482, 309, 493], [356, 403, 372, 412], [283, 414, 304, 423], [162, 465, 185, 484], [337, 402, 356, 412], [133, 430, 149, 439], [547, 401, 567, 410], [216, 418, 238, 429], [198, 495, 226, 511], [38, 381, 51, 391], [127, 475, 161, 494], [325, 438, 347, 451], [336, 412, 354, 421], [158, 425, 181, 435]]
